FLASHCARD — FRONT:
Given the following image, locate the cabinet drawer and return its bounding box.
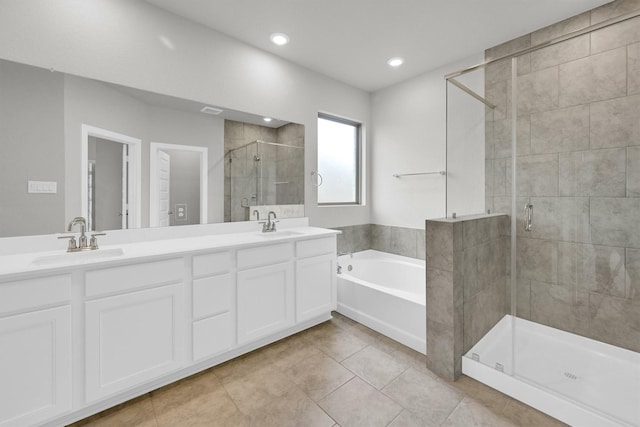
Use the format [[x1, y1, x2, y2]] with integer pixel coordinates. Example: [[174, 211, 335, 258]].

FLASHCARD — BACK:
[[86, 258, 184, 298], [237, 243, 293, 270], [296, 237, 335, 259], [0, 275, 71, 315], [193, 274, 232, 319], [192, 313, 234, 361], [192, 251, 231, 278]]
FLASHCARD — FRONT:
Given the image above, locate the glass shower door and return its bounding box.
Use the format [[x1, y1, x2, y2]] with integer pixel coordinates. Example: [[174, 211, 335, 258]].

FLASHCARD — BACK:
[[447, 60, 516, 377], [229, 142, 259, 221], [511, 38, 640, 423]]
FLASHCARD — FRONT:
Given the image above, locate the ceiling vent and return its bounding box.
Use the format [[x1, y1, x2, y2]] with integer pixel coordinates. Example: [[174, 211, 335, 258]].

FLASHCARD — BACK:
[[200, 106, 224, 115]]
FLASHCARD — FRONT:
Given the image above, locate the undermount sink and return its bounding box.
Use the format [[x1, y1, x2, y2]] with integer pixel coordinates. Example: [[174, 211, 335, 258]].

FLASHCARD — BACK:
[[30, 247, 125, 266], [255, 230, 304, 239]]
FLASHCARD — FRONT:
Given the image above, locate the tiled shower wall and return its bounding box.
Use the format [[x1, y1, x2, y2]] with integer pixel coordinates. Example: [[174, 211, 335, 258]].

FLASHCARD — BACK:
[[332, 224, 425, 260], [425, 215, 509, 380], [224, 121, 305, 222], [484, 0, 640, 352]]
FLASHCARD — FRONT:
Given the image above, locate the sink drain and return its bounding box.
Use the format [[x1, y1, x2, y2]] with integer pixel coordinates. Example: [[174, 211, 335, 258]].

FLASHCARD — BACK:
[[564, 372, 578, 380]]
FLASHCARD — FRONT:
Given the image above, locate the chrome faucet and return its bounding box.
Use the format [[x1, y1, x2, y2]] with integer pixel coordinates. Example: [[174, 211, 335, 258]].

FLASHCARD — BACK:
[[259, 211, 278, 232], [68, 217, 87, 248], [336, 251, 353, 274], [59, 217, 106, 252]]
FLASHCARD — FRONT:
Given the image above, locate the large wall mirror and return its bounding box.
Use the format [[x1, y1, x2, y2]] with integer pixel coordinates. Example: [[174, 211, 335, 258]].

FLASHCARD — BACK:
[[0, 58, 305, 238]]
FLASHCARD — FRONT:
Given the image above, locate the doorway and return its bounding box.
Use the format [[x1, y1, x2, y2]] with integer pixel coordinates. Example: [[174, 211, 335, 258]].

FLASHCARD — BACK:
[[149, 142, 208, 227], [81, 125, 141, 231]]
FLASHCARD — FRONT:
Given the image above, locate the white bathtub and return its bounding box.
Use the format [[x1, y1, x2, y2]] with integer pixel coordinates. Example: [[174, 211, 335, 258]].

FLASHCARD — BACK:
[[464, 315, 640, 427], [336, 250, 426, 354]]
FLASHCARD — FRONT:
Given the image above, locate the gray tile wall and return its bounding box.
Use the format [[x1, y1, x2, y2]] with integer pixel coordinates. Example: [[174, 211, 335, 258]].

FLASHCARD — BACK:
[[425, 215, 509, 380], [223, 121, 305, 221], [333, 224, 426, 260], [485, 0, 640, 353]]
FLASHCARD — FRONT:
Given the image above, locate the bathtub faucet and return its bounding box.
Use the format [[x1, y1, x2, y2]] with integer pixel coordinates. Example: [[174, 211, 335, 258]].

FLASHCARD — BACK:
[[336, 251, 352, 274]]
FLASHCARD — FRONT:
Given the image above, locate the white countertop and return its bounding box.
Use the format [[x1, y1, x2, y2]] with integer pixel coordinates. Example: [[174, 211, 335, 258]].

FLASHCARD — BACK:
[[0, 226, 339, 278]]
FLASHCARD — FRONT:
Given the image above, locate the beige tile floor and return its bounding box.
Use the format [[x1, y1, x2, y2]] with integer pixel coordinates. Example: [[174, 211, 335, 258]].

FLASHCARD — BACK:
[[71, 313, 566, 427]]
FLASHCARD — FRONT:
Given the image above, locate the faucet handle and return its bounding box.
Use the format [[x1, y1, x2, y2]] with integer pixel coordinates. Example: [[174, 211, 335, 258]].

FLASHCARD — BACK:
[[58, 235, 78, 252], [89, 233, 106, 250]]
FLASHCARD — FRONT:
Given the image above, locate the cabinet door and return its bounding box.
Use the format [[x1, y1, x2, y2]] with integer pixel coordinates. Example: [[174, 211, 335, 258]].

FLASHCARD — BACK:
[[296, 253, 336, 322], [0, 306, 71, 427], [85, 284, 185, 403], [237, 262, 294, 345]]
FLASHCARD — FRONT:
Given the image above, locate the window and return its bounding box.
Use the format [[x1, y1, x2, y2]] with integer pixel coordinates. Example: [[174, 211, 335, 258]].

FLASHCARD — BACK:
[[317, 113, 361, 205]]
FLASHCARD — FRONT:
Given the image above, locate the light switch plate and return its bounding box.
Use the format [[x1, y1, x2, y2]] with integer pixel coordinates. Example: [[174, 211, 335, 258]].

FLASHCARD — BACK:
[[28, 180, 57, 194]]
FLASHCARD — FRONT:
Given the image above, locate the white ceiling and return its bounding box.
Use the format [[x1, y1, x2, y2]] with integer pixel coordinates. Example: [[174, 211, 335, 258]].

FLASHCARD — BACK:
[[145, 0, 611, 92]]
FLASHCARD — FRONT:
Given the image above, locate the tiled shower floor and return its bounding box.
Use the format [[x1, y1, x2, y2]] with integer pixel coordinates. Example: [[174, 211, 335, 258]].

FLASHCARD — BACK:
[[71, 313, 564, 427]]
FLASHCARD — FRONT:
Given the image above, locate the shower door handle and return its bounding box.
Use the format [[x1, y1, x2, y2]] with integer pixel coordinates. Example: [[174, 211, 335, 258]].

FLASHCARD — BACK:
[[523, 203, 533, 232]]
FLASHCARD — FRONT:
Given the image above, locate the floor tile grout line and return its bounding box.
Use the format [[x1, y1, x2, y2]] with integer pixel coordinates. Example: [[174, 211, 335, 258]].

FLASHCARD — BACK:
[[438, 395, 466, 427]]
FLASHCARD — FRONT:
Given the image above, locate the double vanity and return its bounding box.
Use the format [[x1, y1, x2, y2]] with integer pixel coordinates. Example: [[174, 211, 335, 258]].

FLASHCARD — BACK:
[[0, 220, 337, 426]]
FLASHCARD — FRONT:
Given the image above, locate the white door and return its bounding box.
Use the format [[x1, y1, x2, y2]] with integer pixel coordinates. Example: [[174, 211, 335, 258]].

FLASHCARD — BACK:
[[158, 150, 171, 227], [237, 262, 294, 345], [295, 253, 335, 322], [121, 144, 128, 229], [85, 284, 185, 402], [0, 306, 72, 427]]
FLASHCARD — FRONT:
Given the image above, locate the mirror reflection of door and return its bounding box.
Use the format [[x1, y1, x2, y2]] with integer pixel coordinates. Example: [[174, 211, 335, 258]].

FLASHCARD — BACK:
[[87, 136, 128, 231], [82, 124, 142, 232], [150, 143, 208, 228], [157, 150, 171, 227]]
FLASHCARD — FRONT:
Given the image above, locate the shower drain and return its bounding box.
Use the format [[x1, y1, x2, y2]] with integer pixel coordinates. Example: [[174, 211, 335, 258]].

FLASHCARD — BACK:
[[564, 372, 578, 380]]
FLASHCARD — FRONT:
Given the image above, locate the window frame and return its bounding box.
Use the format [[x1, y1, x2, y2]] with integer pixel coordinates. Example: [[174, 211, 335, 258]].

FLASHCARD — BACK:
[[317, 113, 362, 206]]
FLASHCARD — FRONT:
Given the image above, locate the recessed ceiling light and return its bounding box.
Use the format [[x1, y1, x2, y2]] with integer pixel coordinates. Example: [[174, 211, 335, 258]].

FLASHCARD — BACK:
[[263, 117, 273, 122], [270, 33, 290, 46], [387, 57, 404, 67]]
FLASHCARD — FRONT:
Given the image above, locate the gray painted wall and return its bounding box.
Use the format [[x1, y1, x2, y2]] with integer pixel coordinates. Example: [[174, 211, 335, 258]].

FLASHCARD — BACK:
[[0, 60, 65, 237]]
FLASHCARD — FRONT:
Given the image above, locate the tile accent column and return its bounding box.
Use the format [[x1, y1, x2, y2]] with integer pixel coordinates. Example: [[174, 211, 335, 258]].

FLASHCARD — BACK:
[[426, 214, 509, 380]]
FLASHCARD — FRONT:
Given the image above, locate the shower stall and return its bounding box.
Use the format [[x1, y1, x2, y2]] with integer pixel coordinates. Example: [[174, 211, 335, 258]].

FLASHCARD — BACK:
[[445, 7, 640, 427], [225, 139, 304, 221]]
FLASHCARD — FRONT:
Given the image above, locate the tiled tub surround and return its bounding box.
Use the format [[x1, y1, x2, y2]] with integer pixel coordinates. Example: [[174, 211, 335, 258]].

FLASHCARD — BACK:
[[333, 224, 426, 260], [484, 0, 640, 353], [425, 214, 509, 380]]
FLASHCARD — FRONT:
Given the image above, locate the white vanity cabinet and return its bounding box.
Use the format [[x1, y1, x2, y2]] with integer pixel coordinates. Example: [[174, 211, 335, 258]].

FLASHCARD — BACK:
[[84, 258, 186, 403], [0, 226, 338, 426], [191, 251, 235, 361], [0, 275, 72, 427], [236, 243, 295, 344], [295, 237, 337, 322]]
